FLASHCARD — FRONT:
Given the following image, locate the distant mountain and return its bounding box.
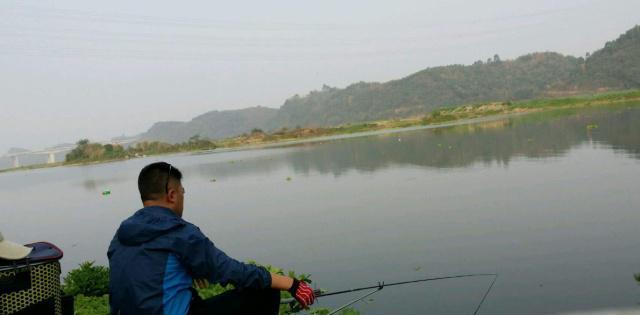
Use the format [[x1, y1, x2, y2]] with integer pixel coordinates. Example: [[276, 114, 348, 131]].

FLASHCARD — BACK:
[[141, 106, 278, 143], [269, 26, 640, 128], [583, 25, 640, 88], [269, 52, 581, 128], [141, 25, 640, 143]]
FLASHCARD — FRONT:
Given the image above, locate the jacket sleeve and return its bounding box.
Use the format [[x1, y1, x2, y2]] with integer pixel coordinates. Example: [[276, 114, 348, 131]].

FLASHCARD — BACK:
[[174, 225, 272, 289]]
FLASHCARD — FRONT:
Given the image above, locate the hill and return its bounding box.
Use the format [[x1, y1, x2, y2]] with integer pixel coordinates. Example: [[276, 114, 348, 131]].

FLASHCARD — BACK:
[[269, 52, 582, 128], [141, 106, 277, 143], [584, 25, 640, 88], [141, 25, 640, 143], [269, 26, 640, 128]]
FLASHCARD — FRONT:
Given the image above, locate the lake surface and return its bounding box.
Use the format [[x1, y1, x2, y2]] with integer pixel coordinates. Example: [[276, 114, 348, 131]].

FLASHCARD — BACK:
[[2, 105, 640, 315]]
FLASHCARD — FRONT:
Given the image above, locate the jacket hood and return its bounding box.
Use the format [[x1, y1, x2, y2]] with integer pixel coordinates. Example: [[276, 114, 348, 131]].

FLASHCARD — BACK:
[[116, 206, 185, 245]]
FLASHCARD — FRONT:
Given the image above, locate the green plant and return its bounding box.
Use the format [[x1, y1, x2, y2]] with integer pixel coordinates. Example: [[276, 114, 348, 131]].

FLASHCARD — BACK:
[[63, 261, 109, 297], [74, 294, 109, 315], [64, 260, 359, 315]]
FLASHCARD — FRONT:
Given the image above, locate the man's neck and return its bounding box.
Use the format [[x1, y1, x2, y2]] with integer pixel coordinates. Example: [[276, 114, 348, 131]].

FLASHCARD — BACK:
[[142, 201, 180, 217]]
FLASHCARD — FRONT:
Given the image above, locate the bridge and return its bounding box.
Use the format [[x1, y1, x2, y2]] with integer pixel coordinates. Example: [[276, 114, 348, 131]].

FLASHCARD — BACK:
[[2, 138, 138, 168], [4, 146, 73, 168]]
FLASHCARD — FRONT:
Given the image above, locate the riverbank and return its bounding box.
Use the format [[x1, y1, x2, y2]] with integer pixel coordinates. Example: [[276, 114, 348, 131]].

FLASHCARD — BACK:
[[3, 89, 640, 174], [0, 161, 64, 174]]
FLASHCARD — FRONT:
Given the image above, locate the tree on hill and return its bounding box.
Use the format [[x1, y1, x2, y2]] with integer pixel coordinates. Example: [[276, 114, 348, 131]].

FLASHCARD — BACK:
[[269, 51, 585, 128], [584, 25, 640, 88], [66, 139, 127, 162]]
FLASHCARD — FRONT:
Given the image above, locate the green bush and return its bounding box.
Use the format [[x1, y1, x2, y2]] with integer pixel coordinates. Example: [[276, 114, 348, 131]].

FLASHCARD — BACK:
[[63, 261, 109, 297], [74, 295, 109, 315], [65, 260, 359, 314]]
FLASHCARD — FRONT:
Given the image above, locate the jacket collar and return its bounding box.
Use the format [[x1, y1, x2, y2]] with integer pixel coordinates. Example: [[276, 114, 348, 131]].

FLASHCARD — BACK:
[[141, 205, 179, 218]]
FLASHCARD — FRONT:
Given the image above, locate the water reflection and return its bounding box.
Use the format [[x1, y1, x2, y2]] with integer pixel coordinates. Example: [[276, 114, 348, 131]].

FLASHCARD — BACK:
[[192, 106, 640, 179]]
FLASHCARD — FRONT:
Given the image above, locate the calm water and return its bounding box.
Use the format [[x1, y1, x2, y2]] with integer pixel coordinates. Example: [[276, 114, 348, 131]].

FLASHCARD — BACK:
[[2, 106, 640, 315]]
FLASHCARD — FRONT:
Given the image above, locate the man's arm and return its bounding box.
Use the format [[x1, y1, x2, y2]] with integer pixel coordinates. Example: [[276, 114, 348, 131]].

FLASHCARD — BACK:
[[194, 273, 293, 290], [194, 272, 315, 308], [178, 225, 315, 306], [270, 273, 294, 290], [175, 226, 271, 289]]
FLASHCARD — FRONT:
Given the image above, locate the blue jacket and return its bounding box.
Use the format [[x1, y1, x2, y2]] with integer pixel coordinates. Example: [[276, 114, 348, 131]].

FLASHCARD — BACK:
[[107, 206, 271, 315]]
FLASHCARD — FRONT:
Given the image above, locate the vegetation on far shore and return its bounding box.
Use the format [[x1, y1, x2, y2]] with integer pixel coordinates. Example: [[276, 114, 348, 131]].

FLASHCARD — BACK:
[[64, 261, 358, 315], [64, 135, 218, 164], [1, 89, 638, 173], [61, 89, 640, 165]]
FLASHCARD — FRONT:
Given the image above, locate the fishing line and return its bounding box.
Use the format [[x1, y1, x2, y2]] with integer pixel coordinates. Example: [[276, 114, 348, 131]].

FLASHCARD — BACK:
[[283, 273, 498, 315], [472, 274, 498, 315], [315, 273, 497, 298]]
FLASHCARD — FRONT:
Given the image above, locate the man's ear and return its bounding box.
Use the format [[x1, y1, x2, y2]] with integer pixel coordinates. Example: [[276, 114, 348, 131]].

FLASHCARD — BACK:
[[166, 189, 176, 203]]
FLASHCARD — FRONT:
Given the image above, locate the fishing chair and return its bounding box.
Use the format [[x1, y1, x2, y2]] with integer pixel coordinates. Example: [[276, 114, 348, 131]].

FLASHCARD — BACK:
[[0, 242, 73, 315]]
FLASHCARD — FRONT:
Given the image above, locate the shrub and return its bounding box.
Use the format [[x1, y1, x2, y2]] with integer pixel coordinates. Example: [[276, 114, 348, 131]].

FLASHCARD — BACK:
[[63, 261, 109, 297], [64, 260, 360, 314]]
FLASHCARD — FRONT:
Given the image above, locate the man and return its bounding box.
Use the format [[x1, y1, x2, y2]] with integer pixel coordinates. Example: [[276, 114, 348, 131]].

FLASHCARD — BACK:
[[108, 162, 315, 315]]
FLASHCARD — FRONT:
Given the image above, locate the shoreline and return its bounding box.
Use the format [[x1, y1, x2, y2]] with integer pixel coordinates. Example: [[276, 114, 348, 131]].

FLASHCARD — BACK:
[[3, 90, 640, 174]]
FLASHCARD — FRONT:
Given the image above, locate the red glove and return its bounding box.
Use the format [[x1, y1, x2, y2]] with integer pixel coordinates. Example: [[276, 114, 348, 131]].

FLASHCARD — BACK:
[[289, 279, 315, 308]]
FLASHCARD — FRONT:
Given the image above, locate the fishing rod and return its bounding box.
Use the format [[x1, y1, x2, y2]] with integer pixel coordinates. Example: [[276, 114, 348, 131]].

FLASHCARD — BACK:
[[282, 273, 498, 315]]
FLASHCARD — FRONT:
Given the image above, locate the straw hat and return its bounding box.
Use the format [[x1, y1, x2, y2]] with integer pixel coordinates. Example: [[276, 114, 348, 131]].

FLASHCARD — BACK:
[[0, 232, 32, 260]]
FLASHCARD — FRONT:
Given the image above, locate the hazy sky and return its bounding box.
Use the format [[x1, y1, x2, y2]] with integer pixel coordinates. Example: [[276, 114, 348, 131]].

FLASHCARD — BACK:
[[1, 0, 638, 153]]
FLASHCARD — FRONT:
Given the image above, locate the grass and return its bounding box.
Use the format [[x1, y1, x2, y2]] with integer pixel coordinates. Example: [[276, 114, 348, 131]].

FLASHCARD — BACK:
[[419, 89, 640, 125], [516, 90, 640, 108], [74, 295, 110, 315]]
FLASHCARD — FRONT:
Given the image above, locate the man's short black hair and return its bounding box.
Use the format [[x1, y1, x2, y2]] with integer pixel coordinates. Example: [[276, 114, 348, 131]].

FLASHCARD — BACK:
[[138, 162, 183, 201]]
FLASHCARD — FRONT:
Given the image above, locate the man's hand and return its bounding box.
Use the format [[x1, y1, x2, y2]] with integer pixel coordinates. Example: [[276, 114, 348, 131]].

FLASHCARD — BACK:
[[193, 278, 209, 289], [288, 279, 315, 308]]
